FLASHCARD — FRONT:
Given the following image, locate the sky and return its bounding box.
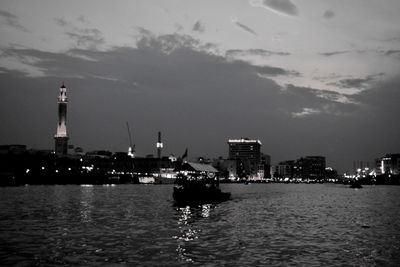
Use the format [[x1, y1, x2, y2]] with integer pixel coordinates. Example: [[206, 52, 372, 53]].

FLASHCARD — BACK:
[[1, 0, 400, 173]]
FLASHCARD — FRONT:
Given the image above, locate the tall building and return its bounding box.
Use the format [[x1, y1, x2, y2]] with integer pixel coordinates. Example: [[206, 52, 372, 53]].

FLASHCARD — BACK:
[[228, 138, 262, 177], [156, 131, 163, 159], [54, 83, 69, 155], [376, 154, 400, 175], [295, 156, 326, 179]]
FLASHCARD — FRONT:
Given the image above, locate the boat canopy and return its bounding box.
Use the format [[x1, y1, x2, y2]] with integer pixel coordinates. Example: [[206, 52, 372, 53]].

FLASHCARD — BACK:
[[179, 162, 218, 173]]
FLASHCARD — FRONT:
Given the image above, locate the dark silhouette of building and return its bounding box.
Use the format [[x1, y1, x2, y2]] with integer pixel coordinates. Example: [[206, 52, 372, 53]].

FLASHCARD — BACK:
[[0, 144, 27, 155], [54, 83, 69, 155], [228, 138, 262, 177], [275, 160, 295, 178], [295, 156, 326, 180]]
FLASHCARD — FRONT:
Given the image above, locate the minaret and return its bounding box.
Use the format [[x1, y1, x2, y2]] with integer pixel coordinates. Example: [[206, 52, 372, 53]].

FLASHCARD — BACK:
[[156, 131, 163, 159], [54, 82, 69, 155]]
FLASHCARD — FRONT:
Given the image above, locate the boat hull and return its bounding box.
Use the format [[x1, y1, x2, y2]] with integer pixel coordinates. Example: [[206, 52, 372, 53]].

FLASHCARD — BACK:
[[173, 186, 231, 204]]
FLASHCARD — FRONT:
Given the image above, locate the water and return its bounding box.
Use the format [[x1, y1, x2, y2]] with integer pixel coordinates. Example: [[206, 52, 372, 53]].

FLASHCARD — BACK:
[[1, 184, 400, 266]]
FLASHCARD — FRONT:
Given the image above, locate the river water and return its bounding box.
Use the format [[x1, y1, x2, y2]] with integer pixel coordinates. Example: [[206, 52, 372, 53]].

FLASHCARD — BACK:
[[1, 184, 400, 266]]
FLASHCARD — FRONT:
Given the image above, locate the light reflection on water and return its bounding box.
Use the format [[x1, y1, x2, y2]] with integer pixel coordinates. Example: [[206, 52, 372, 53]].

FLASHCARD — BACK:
[[0, 184, 400, 266], [174, 204, 213, 263], [79, 185, 94, 223]]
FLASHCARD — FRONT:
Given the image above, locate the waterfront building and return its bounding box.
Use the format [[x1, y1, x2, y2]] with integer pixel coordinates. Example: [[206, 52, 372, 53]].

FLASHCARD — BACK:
[[375, 154, 400, 175], [228, 138, 262, 178], [212, 158, 237, 179], [295, 156, 326, 180], [0, 144, 27, 155], [261, 153, 271, 178], [133, 156, 177, 175], [54, 83, 69, 155], [275, 160, 295, 178]]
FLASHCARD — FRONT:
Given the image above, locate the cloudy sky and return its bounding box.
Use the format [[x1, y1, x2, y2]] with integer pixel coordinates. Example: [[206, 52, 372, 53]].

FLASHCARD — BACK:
[[1, 0, 400, 172]]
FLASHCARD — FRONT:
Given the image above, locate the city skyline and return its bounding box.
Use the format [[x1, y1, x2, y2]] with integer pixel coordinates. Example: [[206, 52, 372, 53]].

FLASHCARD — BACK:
[[1, 1, 400, 172]]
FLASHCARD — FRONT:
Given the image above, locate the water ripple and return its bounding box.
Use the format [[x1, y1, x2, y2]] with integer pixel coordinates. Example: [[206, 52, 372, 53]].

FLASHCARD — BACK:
[[0, 184, 400, 266]]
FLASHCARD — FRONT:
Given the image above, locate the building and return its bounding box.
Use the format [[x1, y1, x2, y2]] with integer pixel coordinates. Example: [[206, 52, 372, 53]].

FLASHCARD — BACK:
[[261, 153, 271, 178], [54, 83, 69, 155], [0, 144, 27, 155], [274, 160, 295, 178], [228, 138, 262, 178], [295, 156, 326, 180], [375, 154, 400, 175], [212, 158, 237, 179], [156, 131, 163, 159]]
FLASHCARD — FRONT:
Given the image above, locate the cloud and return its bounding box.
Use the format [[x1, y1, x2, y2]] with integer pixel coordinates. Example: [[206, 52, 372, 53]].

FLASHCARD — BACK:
[[54, 18, 68, 27], [77, 15, 89, 24], [174, 23, 184, 32], [256, 66, 299, 77], [0, 9, 28, 32], [192, 20, 205, 33], [2, 31, 398, 173], [54, 17, 104, 49], [383, 50, 400, 59], [226, 49, 290, 57], [135, 31, 216, 54], [323, 10, 335, 19], [384, 36, 400, 43], [65, 28, 104, 49], [328, 74, 383, 90], [291, 108, 320, 118], [319, 51, 349, 57], [250, 0, 298, 16]]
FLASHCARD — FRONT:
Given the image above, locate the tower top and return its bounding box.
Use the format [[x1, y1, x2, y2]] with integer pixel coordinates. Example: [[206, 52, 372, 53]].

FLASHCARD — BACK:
[[58, 82, 67, 102]]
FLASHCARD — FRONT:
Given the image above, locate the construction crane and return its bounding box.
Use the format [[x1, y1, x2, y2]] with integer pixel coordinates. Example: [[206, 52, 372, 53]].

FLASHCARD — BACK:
[[126, 122, 135, 158]]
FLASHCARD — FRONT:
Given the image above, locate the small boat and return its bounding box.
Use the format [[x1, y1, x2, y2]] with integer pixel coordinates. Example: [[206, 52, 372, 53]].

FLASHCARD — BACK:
[[350, 179, 362, 188], [173, 174, 231, 204]]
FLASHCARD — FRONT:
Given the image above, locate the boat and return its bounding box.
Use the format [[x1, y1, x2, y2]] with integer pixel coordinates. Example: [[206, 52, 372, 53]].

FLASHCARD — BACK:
[[173, 178, 231, 204], [349, 179, 362, 188], [173, 162, 231, 204]]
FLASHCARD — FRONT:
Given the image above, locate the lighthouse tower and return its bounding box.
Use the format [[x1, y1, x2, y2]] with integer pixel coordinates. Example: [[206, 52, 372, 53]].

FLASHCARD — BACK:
[[156, 131, 163, 159], [54, 83, 69, 155]]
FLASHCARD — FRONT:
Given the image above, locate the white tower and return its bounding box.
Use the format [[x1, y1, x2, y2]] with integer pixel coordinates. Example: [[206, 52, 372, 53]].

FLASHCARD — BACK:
[[54, 83, 69, 155], [157, 131, 163, 159]]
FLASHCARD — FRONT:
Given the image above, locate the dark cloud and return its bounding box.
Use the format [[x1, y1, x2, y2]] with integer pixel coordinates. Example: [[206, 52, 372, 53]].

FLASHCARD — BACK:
[[1, 32, 398, 172], [226, 49, 290, 57], [262, 0, 298, 16], [319, 51, 349, 56], [329, 74, 383, 90], [384, 36, 400, 43], [383, 49, 400, 57], [323, 10, 335, 19], [234, 22, 257, 35], [54, 18, 68, 27], [65, 28, 104, 49], [77, 15, 89, 24], [0, 9, 28, 32], [54, 17, 104, 49], [192, 21, 205, 33], [255, 64, 299, 77]]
